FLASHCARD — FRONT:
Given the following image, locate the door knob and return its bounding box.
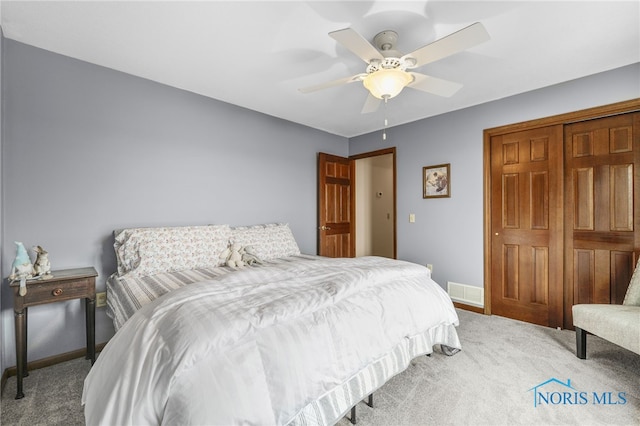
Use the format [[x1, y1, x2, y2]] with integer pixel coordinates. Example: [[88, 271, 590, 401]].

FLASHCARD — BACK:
[[319, 225, 332, 231]]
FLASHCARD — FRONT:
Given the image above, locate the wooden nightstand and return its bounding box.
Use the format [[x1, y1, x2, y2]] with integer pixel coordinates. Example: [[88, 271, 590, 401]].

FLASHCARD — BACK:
[[10, 267, 98, 399]]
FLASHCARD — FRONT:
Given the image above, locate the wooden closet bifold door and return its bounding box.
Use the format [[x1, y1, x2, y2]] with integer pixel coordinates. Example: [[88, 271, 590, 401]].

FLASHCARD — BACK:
[[489, 125, 564, 328], [485, 101, 640, 329], [563, 112, 640, 329]]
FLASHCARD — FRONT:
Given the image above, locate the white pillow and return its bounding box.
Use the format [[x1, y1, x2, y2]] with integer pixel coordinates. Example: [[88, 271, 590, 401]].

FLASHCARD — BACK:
[[231, 223, 300, 260], [114, 225, 232, 277]]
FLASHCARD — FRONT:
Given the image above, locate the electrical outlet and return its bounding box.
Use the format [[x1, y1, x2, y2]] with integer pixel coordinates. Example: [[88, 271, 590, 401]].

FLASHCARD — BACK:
[[96, 292, 107, 308]]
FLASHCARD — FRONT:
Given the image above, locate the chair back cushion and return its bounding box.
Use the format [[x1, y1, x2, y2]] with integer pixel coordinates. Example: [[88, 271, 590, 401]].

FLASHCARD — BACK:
[[623, 257, 640, 306]]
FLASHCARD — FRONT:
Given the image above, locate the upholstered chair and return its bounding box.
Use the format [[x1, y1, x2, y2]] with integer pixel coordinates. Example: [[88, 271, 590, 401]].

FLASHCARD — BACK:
[[572, 258, 640, 358]]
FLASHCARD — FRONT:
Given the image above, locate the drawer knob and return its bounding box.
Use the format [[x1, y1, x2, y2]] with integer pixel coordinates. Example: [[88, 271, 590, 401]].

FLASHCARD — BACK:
[[52, 288, 64, 297]]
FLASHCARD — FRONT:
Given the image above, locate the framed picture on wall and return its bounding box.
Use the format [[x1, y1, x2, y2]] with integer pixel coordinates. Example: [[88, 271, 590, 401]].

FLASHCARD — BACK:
[[423, 163, 450, 198]]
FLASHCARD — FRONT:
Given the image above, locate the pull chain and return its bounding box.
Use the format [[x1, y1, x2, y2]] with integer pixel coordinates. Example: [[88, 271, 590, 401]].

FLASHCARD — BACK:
[[382, 97, 388, 141]]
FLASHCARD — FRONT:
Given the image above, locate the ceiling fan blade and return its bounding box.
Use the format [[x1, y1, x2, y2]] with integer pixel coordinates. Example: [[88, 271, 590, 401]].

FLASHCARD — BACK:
[[408, 73, 463, 97], [298, 74, 365, 94], [361, 93, 382, 114], [329, 28, 384, 64], [402, 22, 490, 68]]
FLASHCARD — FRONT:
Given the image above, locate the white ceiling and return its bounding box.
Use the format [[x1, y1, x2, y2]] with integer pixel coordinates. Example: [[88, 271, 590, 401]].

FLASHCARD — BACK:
[[1, 1, 639, 138]]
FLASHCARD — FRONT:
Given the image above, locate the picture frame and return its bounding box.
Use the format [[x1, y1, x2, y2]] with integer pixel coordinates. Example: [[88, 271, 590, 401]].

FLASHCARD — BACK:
[[423, 163, 451, 198]]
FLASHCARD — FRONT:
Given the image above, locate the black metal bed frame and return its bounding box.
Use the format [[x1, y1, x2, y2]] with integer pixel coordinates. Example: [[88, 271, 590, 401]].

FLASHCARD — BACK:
[[346, 394, 374, 425], [343, 346, 459, 424]]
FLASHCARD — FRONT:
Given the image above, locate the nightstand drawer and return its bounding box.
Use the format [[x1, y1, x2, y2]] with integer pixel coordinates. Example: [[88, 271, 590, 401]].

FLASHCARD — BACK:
[[23, 279, 91, 305]]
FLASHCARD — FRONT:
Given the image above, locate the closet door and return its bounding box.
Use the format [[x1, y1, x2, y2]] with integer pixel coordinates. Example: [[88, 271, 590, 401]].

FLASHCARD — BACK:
[[563, 112, 640, 329], [490, 125, 564, 327]]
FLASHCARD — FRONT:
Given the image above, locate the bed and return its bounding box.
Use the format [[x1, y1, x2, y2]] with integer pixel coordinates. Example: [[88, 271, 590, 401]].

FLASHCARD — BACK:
[[82, 224, 461, 425]]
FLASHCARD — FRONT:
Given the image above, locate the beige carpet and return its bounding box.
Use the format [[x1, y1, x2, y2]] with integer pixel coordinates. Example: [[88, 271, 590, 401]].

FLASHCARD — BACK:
[[337, 310, 639, 425], [2, 309, 638, 425]]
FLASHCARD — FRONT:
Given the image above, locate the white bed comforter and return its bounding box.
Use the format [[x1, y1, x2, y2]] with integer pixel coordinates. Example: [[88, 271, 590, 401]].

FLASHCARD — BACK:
[[82, 256, 460, 425]]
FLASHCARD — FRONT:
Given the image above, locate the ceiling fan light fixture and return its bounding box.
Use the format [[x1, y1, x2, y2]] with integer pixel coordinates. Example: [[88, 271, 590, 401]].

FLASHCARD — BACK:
[[363, 68, 413, 100]]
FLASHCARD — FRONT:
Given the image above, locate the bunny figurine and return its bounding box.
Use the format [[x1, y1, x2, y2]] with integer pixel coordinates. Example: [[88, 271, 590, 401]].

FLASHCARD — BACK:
[[33, 245, 53, 279]]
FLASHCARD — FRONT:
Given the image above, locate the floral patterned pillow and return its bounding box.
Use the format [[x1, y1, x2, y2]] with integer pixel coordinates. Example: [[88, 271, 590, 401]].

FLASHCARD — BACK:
[[114, 225, 231, 277], [231, 223, 300, 260]]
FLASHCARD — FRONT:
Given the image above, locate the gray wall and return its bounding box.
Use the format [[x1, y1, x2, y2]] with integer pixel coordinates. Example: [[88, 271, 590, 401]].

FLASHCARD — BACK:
[[0, 39, 348, 367], [350, 63, 640, 292]]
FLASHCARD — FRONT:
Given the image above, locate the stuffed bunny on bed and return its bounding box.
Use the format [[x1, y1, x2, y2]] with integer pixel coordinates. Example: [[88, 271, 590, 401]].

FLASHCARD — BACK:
[[240, 245, 262, 266], [220, 243, 263, 267], [220, 243, 246, 267]]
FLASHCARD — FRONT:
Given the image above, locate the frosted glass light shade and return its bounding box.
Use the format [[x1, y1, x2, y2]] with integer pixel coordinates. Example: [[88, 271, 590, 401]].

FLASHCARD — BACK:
[[363, 68, 413, 99]]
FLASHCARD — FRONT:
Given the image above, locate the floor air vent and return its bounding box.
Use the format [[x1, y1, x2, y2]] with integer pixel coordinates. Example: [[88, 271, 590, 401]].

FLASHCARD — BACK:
[[447, 281, 484, 307]]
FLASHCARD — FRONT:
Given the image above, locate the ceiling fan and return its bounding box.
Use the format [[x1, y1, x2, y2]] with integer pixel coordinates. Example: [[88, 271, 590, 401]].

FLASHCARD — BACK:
[[299, 22, 490, 113]]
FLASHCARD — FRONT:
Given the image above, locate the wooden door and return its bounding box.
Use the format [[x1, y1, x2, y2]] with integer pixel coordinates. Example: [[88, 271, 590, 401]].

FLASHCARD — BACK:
[[318, 153, 355, 257], [490, 125, 564, 327], [563, 112, 640, 328]]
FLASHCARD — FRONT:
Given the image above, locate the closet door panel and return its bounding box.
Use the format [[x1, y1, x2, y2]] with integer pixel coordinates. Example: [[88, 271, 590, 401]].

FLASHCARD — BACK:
[[490, 125, 564, 327], [563, 112, 640, 328]]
